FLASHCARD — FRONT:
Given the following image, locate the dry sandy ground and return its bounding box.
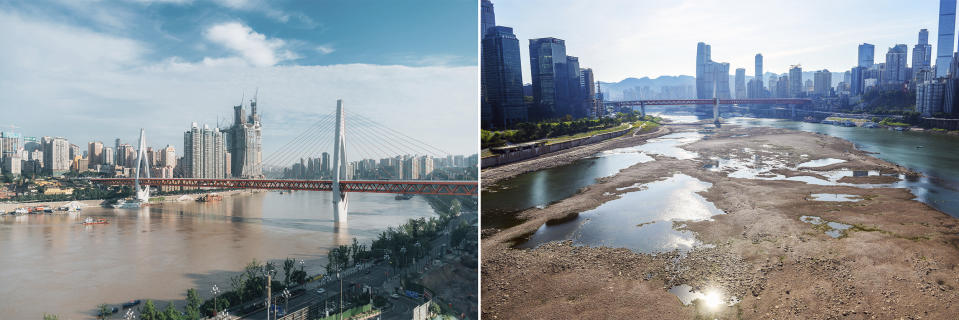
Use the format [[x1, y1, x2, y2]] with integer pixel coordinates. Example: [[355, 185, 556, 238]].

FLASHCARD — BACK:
[[482, 125, 959, 319]]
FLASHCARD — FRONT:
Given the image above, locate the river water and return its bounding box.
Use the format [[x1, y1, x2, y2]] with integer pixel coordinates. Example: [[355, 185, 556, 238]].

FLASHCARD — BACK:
[[0, 191, 437, 319]]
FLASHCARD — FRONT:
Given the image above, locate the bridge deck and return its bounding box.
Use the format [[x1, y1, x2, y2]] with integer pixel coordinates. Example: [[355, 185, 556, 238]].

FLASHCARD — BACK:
[[605, 98, 811, 106], [90, 178, 478, 196]]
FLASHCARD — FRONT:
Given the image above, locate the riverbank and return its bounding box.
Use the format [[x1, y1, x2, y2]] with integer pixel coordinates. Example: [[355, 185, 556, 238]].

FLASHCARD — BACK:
[[482, 125, 959, 319], [480, 123, 673, 188], [0, 189, 261, 213]]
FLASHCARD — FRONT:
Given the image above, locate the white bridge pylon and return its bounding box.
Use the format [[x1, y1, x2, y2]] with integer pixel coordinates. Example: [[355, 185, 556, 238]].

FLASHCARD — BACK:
[[134, 128, 151, 203], [331, 99, 349, 222]]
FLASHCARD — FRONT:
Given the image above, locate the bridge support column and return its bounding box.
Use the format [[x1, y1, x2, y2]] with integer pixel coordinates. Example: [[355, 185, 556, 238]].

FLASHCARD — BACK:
[[332, 99, 349, 222], [134, 128, 151, 203], [640, 102, 646, 118], [790, 105, 796, 119], [713, 98, 721, 127]]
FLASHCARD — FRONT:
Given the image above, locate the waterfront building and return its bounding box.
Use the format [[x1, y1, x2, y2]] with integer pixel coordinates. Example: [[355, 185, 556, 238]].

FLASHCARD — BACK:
[[581, 68, 599, 117], [884, 44, 909, 85], [814, 69, 832, 96], [529, 37, 571, 118], [858, 43, 875, 68], [789, 65, 803, 97], [735, 68, 746, 99], [41, 136, 70, 176], [937, 0, 957, 77], [755, 53, 763, 83], [566, 56, 584, 118], [228, 97, 263, 178], [776, 75, 790, 98], [482, 26, 527, 128], [917, 79, 946, 116]]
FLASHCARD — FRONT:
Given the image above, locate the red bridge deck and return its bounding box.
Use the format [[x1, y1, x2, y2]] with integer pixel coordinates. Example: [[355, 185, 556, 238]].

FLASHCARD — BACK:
[[604, 98, 811, 106], [90, 178, 478, 196]]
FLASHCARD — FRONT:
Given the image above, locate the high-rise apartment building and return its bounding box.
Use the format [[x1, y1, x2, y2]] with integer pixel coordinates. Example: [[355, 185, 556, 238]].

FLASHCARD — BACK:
[[482, 26, 527, 128], [937, 0, 956, 77], [228, 97, 262, 178], [530, 37, 571, 118], [42, 136, 70, 176], [858, 43, 875, 68], [184, 123, 228, 179]]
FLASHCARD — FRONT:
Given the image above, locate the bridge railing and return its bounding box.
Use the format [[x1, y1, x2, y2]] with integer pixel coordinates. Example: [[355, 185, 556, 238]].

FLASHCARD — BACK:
[[89, 178, 478, 196]]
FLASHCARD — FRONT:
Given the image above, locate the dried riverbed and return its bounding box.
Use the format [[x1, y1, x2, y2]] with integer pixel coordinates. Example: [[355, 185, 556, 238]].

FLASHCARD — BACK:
[[482, 125, 959, 319]]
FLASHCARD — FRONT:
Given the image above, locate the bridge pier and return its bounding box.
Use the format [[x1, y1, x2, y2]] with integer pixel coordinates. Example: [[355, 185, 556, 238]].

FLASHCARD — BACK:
[[332, 99, 349, 222], [713, 97, 721, 127], [134, 129, 151, 203], [640, 102, 646, 117]]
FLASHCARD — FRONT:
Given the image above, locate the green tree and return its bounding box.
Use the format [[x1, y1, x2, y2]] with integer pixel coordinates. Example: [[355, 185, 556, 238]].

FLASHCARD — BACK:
[[162, 302, 181, 320], [282, 258, 296, 286], [184, 289, 202, 320], [140, 300, 159, 320], [97, 304, 110, 319], [44, 313, 60, 320]]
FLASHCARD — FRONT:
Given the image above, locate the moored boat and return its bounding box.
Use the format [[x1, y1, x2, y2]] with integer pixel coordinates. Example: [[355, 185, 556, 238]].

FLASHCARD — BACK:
[[81, 217, 109, 225]]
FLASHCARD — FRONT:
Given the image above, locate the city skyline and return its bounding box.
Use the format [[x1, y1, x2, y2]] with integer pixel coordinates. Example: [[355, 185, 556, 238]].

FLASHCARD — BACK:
[[0, 0, 479, 157], [493, 0, 939, 83]]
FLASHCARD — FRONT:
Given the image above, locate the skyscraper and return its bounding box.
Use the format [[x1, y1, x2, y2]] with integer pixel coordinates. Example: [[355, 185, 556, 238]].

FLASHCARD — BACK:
[[481, 0, 495, 39], [937, 0, 956, 77], [482, 26, 526, 128], [755, 53, 763, 84], [695, 42, 731, 99], [87, 141, 102, 169], [913, 29, 933, 70], [858, 43, 875, 68], [566, 56, 584, 117], [529, 37, 571, 118], [581, 68, 599, 117], [228, 97, 263, 178], [184, 123, 227, 179], [735, 68, 746, 99], [789, 65, 803, 97], [884, 44, 909, 84]]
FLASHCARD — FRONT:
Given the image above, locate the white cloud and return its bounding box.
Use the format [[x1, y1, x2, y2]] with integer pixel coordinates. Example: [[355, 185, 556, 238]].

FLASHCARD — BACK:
[[0, 10, 478, 157], [204, 22, 299, 67], [316, 45, 335, 55]]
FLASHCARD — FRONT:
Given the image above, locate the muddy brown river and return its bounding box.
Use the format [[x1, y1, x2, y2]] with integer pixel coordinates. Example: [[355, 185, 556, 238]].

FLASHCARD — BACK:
[[0, 191, 437, 319]]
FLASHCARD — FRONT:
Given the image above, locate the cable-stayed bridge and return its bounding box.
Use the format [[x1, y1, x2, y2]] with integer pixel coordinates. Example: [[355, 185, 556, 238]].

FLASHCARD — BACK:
[[91, 100, 477, 222]]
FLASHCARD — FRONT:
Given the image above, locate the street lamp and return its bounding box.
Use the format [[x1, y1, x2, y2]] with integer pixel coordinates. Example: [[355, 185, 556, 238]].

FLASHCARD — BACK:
[[282, 288, 290, 318], [211, 284, 220, 317]]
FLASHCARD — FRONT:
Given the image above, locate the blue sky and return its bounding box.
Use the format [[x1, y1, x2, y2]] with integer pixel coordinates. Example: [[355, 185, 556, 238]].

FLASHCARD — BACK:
[[0, 0, 478, 157], [492, 0, 940, 83]]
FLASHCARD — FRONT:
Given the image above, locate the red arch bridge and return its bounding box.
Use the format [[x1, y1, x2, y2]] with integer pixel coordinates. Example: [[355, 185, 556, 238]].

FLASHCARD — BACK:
[[605, 98, 812, 124], [89, 178, 478, 196]]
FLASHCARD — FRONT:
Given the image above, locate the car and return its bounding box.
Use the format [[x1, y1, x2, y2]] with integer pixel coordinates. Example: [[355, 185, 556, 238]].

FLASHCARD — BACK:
[[390, 293, 400, 299], [315, 288, 326, 294]]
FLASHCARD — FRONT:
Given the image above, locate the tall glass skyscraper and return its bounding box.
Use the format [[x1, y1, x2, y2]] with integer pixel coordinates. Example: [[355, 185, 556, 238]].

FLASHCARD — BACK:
[[481, 0, 495, 39], [914, 29, 933, 71], [529, 37, 571, 118], [482, 26, 526, 128], [858, 43, 875, 68], [936, 0, 956, 77]]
